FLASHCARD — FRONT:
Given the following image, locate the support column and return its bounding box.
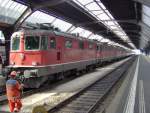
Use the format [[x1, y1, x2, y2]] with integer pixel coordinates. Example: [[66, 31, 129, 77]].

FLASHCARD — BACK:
[[2, 26, 14, 65]]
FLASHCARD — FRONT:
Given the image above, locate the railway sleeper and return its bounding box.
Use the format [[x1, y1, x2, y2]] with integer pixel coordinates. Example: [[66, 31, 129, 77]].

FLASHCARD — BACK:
[[82, 93, 103, 97], [70, 101, 95, 106], [83, 91, 103, 95], [89, 86, 108, 89], [90, 84, 107, 87], [79, 96, 100, 100], [75, 98, 97, 103], [85, 90, 105, 94], [81, 93, 103, 98], [75, 98, 98, 103], [66, 104, 91, 109], [88, 88, 107, 92], [60, 106, 89, 112], [58, 109, 85, 113]]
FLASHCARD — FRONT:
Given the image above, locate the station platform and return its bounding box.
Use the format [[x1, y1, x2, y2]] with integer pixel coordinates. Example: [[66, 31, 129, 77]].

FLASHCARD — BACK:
[[0, 57, 130, 113], [106, 55, 150, 113], [3, 56, 150, 113]]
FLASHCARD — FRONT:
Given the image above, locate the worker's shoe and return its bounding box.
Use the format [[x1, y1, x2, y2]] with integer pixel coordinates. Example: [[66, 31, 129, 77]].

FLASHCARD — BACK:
[[14, 108, 19, 112]]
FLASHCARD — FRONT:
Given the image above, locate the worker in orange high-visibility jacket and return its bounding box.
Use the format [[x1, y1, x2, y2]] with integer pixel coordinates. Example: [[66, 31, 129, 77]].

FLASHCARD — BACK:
[[6, 71, 23, 112]]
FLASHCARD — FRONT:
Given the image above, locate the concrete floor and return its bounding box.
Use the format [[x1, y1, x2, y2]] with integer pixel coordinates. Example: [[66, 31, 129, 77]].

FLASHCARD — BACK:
[[106, 55, 150, 113], [0, 58, 129, 113], [134, 56, 150, 113], [105, 56, 138, 113]]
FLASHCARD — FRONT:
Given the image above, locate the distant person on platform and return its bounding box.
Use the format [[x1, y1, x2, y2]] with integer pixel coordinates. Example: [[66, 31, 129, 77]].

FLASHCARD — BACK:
[[6, 71, 24, 112]]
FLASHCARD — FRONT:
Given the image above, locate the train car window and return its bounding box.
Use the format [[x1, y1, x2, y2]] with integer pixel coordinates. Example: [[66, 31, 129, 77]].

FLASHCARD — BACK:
[[65, 40, 72, 48], [79, 41, 84, 49], [96, 45, 99, 51], [89, 42, 93, 49], [41, 36, 48, 50], [50, 38, 56, 49], [11, 36, 20, 50], [25, 36, 40, 50]]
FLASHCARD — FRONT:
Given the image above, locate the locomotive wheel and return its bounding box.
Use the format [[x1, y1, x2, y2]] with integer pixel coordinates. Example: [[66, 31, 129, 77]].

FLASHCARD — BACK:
[[32, 105, 47, 113]]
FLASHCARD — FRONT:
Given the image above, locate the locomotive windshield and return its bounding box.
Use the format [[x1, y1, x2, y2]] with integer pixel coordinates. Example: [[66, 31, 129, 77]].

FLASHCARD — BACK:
[[25, 36, 40, 50], [11, 36, 20, 51]]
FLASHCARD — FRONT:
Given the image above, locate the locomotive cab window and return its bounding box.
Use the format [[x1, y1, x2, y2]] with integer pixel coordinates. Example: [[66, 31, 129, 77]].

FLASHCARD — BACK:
[[25, 36, 40, 50], [65, 40, 72, 48], [41, 36, 48, 50], [50, 38, 56, 49], [89, 42, 93, 49], [11, 36, 20, 51]]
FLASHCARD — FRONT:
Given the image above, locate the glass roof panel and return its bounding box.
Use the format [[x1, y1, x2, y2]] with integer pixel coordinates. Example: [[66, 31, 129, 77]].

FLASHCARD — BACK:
[[0, 0, 131, 49], [78, 0, 93, 5], [0, 0, 27, 24], [89, 34, 97, 39], [71, 27, 84, 34], [79, 30, 92, 37], [143, 14, 150, 27], [105, 21, 116, 26], [52, 19, 72, 32], [121, 36, 129, 40], [67, 26, 76, 33], [97, 13, 110, 20], [142, 5, 150, 27], [72, 0, 135, 48], [89, 34, 103, 41], [98, 2, 106, 10], [92, 10, 104, 15], [114, 31, 124, 36], [26, 11, 55, 23], [97, 35, 104, 40], [110, 26, 118, 30], [101, 38, 109, 42], [86, 2, 101, 11], [143, 5, 150, 17]]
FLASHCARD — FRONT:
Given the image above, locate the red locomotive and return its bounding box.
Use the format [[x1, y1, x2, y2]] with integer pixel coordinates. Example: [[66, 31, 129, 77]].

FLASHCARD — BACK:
[[9, 27, 129, 88]]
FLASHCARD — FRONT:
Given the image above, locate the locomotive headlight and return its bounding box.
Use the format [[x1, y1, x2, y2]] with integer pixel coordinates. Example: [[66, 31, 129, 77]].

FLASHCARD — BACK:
[[20, 53, 25, 60], [11, 61, 15, 65], [32, 62, 38, 66]]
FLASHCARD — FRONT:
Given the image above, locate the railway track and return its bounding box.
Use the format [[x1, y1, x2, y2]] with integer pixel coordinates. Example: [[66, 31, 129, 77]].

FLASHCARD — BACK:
[[41, 58, 135, 113], [0, 58, 128, 105]]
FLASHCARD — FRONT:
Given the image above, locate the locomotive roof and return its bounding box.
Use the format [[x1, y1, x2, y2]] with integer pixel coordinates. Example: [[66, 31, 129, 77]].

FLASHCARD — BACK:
[[16, 29, 125, 50], [19, 29, 97, 42]]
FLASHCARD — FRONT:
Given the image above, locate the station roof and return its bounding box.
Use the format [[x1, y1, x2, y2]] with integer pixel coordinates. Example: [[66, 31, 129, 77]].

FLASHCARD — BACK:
[[0, 0, 150, 51], [100, 0, 141, 48], [101, 0, 150, 52]]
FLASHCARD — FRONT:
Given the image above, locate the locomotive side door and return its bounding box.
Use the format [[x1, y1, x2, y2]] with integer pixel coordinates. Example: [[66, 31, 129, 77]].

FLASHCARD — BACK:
[[56, 36, 63, 63], [57, 50, 61, 61]]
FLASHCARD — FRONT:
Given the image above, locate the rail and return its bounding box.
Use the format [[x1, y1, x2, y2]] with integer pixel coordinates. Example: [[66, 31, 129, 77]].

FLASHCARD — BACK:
[[32, 57, 135, 113]]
